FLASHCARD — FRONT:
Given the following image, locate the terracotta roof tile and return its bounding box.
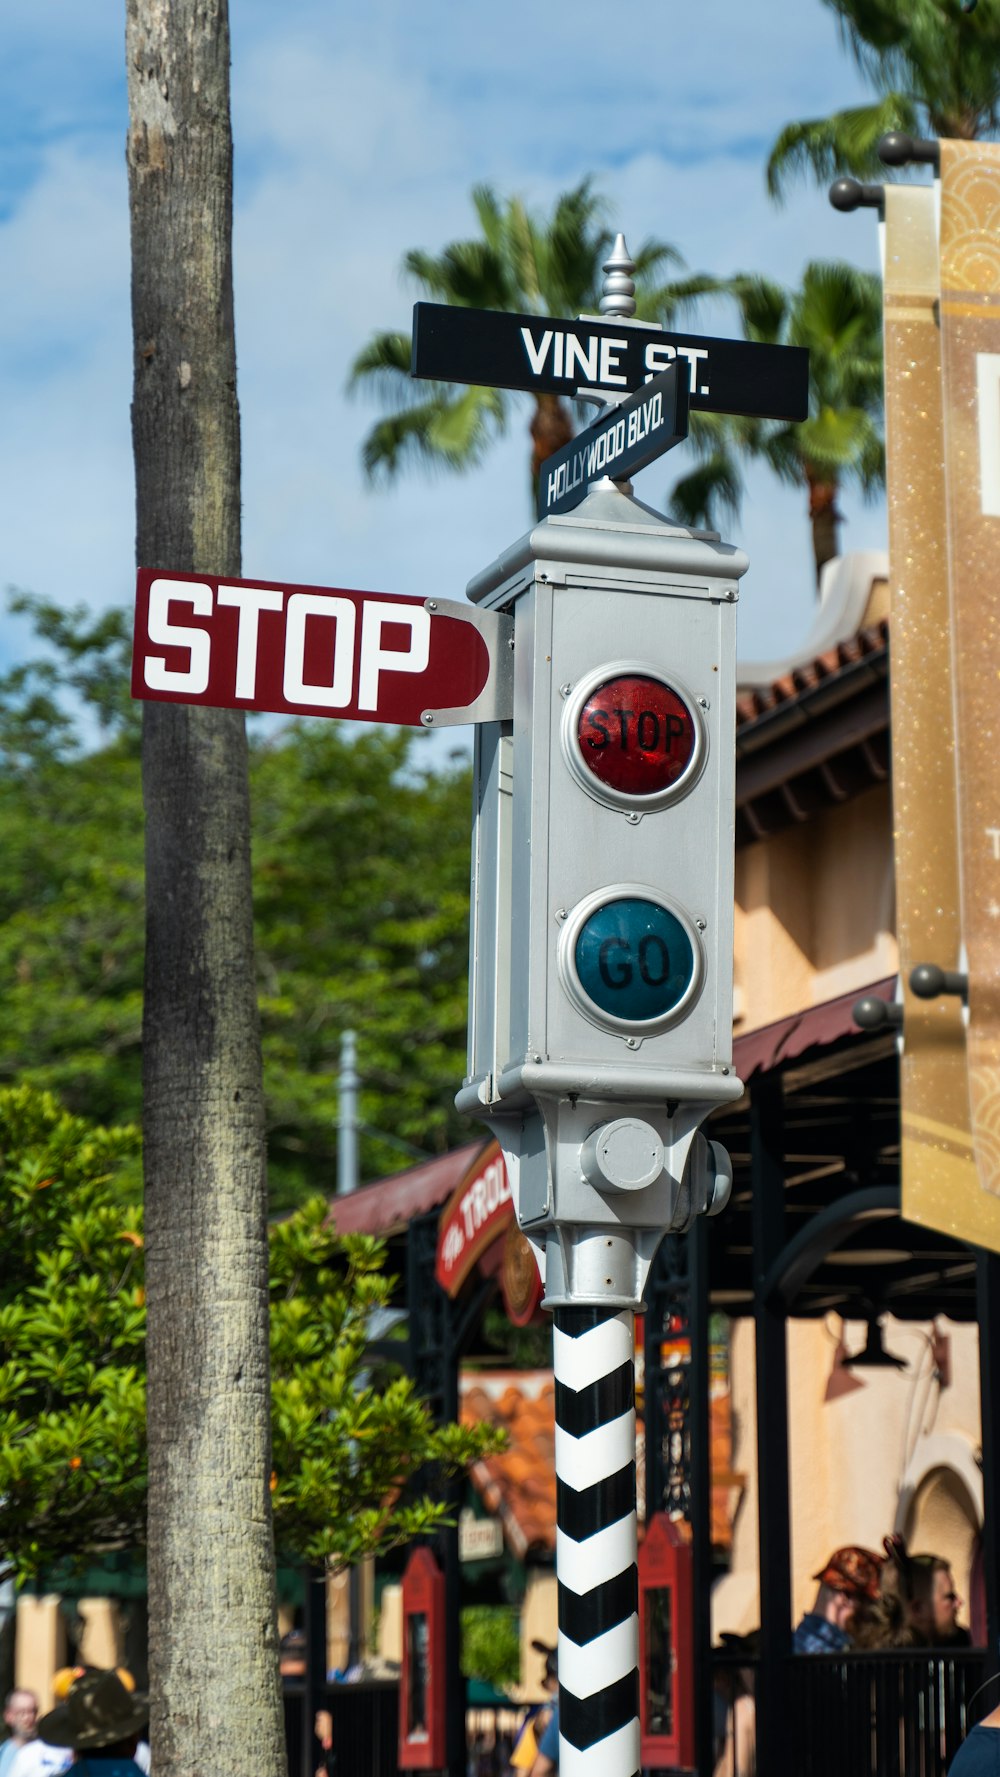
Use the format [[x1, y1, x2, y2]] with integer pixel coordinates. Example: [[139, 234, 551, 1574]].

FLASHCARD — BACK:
[[736, 618, 887, 729], [461, 1371, 557, 1558], [460, 1367, 745, 1559]]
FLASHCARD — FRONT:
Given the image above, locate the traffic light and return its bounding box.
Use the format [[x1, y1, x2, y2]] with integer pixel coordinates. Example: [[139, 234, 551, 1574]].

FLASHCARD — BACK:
[[456, 481, 747, 1308]]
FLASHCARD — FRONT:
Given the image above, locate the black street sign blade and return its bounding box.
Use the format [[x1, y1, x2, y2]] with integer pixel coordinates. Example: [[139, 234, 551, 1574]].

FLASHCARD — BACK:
[[537, 365, 689, 518], [411, 301, 809, 423]]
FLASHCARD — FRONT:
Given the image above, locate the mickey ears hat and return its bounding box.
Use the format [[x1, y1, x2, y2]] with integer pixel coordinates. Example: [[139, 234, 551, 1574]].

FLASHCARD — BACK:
[[35, 1669, 149, 1751], [51, 1666, 136, 1703]]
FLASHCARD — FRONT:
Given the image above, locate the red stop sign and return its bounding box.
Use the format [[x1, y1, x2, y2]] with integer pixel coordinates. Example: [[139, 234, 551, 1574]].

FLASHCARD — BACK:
[[576, 674, 697, 797]]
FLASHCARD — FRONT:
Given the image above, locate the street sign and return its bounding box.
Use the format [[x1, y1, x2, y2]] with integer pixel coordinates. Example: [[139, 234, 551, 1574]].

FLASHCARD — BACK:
[[411, 300, 809, 421], [538, 365, 688, 518], [131, 569, 513, 728]]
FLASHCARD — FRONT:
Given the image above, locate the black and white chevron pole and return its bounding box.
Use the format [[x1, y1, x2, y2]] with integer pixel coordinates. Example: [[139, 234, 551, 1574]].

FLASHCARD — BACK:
[[553, 1305, 640, 1777]]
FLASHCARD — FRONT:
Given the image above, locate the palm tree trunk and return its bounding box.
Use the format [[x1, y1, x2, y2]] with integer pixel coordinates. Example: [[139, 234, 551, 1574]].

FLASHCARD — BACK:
[[126, 4, 286, 1773], [530, 393, 575, 497], [808, 470, 842, 587]]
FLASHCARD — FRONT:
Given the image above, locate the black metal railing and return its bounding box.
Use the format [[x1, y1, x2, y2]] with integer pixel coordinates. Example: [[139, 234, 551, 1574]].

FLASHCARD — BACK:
[[710, 1648, 989, 1777], [283, 1680, 399, 1777], [282, 1682, 523, 1776]]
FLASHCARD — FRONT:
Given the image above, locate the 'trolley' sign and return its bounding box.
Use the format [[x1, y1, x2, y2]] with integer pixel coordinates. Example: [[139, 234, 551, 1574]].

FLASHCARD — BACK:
[[435, 1140, 512, 1298], [131, 570, 513, 728]]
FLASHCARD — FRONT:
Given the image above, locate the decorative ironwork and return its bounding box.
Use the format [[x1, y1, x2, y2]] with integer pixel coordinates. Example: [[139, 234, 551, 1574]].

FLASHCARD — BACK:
[[644, 1234, 693, 1524]]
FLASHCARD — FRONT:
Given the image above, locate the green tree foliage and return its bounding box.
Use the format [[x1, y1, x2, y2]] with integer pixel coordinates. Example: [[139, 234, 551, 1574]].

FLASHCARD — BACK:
[[0, 1087, 145, 1583], [0, 594, 473, 1209], [766, 0, 1000, 198], [460, 1605, 521, 1692], [252, 722, 473, 1204], [267, 1198, 496, 1569], [0, 1085, 498, 1586], [349, 180, 707, 498], [669, 262, 884, 580]]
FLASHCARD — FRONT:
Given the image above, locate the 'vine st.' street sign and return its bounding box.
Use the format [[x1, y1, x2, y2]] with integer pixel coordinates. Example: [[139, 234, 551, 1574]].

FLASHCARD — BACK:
[[538, 365, 688, 518], [411, 301, 809, 422], [131, 570, 513, 728]]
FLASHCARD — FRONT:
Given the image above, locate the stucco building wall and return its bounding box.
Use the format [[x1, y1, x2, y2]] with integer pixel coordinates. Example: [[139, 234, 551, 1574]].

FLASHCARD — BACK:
[[734, 784, 897, 1033]]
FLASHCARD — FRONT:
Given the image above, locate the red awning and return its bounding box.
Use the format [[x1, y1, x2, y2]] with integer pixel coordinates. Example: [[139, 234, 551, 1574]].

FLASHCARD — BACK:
[[326, 1137, 488, 1237], [732, 975, 894, 1082]]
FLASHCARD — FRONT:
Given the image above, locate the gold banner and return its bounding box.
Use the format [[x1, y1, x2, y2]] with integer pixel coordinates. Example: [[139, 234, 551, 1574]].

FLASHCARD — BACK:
[[882, 184, 996, 1247], [940, 139, 1000, 1204]]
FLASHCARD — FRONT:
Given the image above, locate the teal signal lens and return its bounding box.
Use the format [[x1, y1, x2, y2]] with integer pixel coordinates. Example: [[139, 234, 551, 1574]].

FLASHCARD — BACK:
[[574, 897, 695, 1023]]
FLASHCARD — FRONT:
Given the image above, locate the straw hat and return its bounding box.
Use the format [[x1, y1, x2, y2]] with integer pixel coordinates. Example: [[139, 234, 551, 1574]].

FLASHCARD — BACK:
[[35, 1670, 148, 1751]]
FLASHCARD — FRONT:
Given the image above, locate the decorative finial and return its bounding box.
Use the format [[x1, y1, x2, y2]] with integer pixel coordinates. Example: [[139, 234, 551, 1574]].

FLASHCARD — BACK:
[[599, 234, 636, 318]]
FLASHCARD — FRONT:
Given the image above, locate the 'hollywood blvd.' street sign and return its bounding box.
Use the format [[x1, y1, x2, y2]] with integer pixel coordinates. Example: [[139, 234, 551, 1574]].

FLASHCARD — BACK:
[[538, 364, 688, 518], [411, 300, 809, 421], [131, 569, 513, 727]]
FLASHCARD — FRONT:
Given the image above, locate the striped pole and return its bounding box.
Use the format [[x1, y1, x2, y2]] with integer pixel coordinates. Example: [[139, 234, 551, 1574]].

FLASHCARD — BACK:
[[553, 1305, 640, 1777]]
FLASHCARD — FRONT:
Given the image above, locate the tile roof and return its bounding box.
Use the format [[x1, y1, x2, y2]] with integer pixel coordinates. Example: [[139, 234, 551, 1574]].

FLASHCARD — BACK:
[[461, 1372, 556, 1562], [736, 619, 888, 729]]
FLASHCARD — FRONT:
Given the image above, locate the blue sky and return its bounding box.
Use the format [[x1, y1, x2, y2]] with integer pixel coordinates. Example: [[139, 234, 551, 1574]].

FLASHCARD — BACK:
[[0, 0, 889, 703]]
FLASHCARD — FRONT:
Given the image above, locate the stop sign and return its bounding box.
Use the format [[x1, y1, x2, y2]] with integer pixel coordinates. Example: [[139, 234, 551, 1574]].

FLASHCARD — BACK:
[[131, 570, 512, 728]]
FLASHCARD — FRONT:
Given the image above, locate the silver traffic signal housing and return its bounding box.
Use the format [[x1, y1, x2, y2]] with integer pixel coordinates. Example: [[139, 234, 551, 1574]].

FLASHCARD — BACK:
[[456, 480, 746, 1307]]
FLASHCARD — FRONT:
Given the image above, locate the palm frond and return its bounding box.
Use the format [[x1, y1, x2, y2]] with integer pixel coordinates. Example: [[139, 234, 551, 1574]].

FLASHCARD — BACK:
[[505, 198, 541, 311], [766, 95, 917, 199], [403, 243, 512, 311], [667, 449, 745, 530], [758, 426, 811, 490], [631, 238, 686, 280], [426, 385, 508, 463], [360, 387, 508, 484], [825, 0, 1000, 127], [725, 275, 789, 346], [351, 180, 700, 494], [471, 185, 505, 256], [639, 273, 725, 328], [346, 332, 414, 399], [535, 179, 612, 315]]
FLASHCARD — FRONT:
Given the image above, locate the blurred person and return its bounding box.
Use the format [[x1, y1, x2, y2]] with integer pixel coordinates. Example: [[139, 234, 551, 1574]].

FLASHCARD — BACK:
[[279, 1627, 307, 1686], [314, 1708, 336, 1777], [793, 1546, 883, 1653], [856, 1536, 970, 1649], [948, 1700, 1000, 1773], [8, 1708, 73, 1777], [28, 1670, 147, 1776], [510, 1642, 556, 1772], [528, 1699, 559, 1777], [0, 1692, 38, 1777], [713, 1634, 756, 1777], [915, 1558, 967, 1645]]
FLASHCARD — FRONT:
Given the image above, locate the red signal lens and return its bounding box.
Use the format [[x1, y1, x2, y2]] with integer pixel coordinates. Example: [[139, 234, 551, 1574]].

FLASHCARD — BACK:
[[576, 674, 696, 797]]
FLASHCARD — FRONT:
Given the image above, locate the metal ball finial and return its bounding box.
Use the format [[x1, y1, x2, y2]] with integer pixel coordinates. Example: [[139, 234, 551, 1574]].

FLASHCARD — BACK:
[[600, 234, 637, 318], [829, 177, 884, 212], [879, 131, 940, 169]]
